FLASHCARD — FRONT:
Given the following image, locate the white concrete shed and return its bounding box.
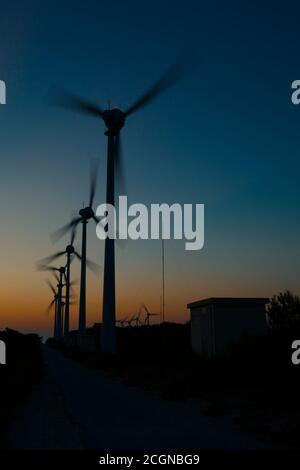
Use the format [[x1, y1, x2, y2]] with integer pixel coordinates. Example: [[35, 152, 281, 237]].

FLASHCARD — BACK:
[[187, 297, 269, 356]]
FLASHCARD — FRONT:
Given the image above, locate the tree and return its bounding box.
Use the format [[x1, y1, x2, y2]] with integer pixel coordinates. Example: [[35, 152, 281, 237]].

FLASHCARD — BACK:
[[267, 290, 300, 329]]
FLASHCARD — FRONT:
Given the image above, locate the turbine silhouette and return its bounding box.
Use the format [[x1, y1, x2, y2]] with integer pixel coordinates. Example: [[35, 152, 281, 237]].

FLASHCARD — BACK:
[[126, 315, 135, 327], [132, 307, 142, 326], [45, 278, 59, 338], [142, 304, 160, 326], [39, 265, 66, 338], [39, 226, 84, 336], [52, 57, 191, 353], [115, 317, 127, 327], [52, 165, 101, 334]]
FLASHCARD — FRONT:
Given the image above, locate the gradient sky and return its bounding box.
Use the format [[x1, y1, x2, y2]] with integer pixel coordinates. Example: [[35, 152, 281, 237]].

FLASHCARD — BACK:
[[1, 0, 300, 338]]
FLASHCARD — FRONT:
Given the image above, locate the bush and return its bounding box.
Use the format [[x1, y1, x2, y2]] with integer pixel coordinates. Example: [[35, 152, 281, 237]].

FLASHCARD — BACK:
[[267, 290, 300, 329], [0, 329, 44, 436]]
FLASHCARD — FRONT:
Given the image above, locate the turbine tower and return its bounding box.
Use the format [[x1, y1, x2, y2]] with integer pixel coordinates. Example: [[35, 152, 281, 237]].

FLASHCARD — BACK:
[[39, 227, 80, 336], [39, 265, 66, 338], [53, 58, 190, 353], [52, 167, 100, 335], [46, 278, 59, 338]]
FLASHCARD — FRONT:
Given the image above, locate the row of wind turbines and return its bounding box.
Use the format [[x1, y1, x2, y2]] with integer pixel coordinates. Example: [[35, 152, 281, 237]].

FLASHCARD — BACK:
[[116, 304, 160, 328], [38, 57, 190, 354]]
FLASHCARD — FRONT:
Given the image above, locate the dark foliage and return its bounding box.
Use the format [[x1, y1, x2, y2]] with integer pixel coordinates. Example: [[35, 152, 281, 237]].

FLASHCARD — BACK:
[[0, 329, 44, 436], [267, 290, 300, 329]]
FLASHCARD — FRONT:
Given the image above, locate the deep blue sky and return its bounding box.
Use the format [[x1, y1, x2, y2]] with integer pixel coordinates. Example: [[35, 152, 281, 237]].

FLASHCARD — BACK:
[[1, 0, 300, 335]]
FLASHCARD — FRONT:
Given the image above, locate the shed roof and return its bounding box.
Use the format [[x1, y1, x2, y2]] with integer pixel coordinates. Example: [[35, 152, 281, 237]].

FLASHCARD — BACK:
[[187, 297, 269, 309]]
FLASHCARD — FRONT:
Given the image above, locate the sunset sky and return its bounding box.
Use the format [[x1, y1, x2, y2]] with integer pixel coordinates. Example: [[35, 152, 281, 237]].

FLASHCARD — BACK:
[[1, 1, 300, 338]]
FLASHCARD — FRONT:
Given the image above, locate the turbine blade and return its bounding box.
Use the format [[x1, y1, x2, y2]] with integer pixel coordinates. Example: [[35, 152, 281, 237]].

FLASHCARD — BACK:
[[70, 224, 77, 245], [38, 251, 66, 265], [89, 158, 99, 207], [92, 216, 107, 235], [46, 299, 55, 315], [50, 89, 104, 118], [125, 57, 190, 116], [36, 263, 59, 272], [51, 217, 81, 243], [86, 258, 101, 274], [45, 279, 56, 295], [74, 250, 100, 274]]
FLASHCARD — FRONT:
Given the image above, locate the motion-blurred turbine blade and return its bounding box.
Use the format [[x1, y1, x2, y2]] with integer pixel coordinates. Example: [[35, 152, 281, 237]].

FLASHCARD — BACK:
[[89, 158, 99, 207], [74, 251, 100, 275], [86, 258, 101, 274], [36, 263, 59, 272], [46, 299, 55, 314], [51, 217, 81, 243], [74, 251, 81, 261], [142, 303, 151, 315], [50, 89, 104, 118], [92, 215, 107, 235], [70, 224, 77, 245], [125, 57, 190, 116], [52, 271, 60, 283], [38, 251, 66, 265], [46, 279, 56, 295]]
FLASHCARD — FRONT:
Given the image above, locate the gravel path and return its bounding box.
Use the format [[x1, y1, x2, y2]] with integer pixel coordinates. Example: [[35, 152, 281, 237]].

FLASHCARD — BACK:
[[1, 347, 276, 450]]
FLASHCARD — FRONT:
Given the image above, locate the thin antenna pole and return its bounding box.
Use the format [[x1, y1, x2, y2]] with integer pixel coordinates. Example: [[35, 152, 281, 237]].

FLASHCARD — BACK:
[[162, 238, 165, 323], [160, 295, 162, 322]]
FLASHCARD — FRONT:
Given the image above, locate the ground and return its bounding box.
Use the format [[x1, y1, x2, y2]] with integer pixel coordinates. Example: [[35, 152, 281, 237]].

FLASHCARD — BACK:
[[0, 346, 278, 450]]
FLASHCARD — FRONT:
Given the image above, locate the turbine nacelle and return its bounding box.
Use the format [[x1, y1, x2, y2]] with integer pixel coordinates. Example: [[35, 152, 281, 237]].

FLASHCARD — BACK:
[[59, 267, 66, 275], [102, 108, 125, 134], [79, 206, 94, 220], [66, 244, 75, 254]]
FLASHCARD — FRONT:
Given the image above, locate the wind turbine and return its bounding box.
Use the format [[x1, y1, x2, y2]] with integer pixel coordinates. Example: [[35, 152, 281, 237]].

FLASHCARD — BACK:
[[40, 229, 76, 336], [126, 315, 136, 327], [132, 307, 142, 326], [53, 58, 191, 353], [52, 165, 100, 335], [40, 226, 91, 336], [39, 265, 66, 338], [45, 278, 59, 338], [142, 304, 160, 326], [116, 317, 127, 327]]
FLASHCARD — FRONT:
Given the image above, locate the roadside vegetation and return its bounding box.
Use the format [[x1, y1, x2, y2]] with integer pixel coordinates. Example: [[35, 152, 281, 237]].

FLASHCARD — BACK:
[[0, 329, 44, 440]]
